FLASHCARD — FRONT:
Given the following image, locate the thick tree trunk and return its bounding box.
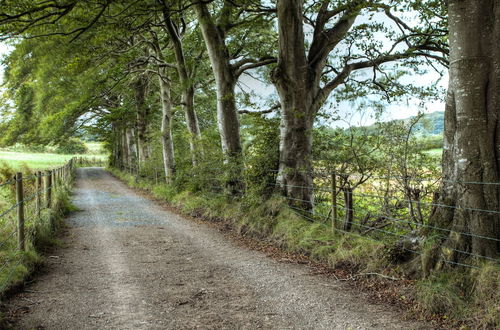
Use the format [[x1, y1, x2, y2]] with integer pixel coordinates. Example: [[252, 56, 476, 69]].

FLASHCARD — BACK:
[[195, 3, 244, 194], [133, 73, 150, 163], [275, 98, 315, 209], [158, 68, 176, 183], [273, 0, 316, 209], [427, 0, 499, 267], [164, 16, 203, 166]]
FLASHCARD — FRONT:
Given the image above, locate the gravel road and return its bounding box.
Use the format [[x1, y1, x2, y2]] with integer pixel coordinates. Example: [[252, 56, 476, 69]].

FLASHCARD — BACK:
[[4, 167, 428, 329]]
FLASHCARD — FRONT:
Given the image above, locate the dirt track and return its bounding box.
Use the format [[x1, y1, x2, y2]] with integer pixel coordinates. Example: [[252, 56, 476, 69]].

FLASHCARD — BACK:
[[4, 167, 428, 329]]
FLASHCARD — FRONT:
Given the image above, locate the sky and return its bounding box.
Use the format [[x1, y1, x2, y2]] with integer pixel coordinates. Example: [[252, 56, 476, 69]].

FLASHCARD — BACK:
[[237, 68, 447, 128]]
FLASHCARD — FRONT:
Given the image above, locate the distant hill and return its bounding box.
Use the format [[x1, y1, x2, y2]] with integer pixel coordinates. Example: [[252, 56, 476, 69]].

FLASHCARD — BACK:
[[360, 111, 444, 136], [411, 111, 444, 135]]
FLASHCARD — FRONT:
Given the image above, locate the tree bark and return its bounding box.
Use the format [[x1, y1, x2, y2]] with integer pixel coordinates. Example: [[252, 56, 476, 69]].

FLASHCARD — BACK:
[[126, 128, 137, 167], [133, 72, 150, 163], [195, 2, 243, 194], [427, 0, 499, 266], [343, 187, 354, 231], [121, 128, 129, 170], [158, 67, 176, 183], [272, 0, 318, 209], [163, 14, 203, 166], [111, 124, 122, 168], [148, 32, 176, 183]]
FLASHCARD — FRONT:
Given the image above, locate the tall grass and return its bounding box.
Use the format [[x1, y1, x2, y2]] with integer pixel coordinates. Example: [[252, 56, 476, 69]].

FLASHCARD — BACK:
[[0, 161, 74, 298]]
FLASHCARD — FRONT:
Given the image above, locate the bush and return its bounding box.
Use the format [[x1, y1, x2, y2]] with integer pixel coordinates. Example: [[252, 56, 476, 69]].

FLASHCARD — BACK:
[[417, 134, 443, 150], [4, 143, 47, 153], [55, 138, 88, 155]]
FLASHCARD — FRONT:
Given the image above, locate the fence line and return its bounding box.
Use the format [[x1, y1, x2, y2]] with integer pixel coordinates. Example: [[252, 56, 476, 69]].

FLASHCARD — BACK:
[[0, 158, 76, 293], [114, 162, 500, 269], [288, 198, 499, 264], [267, 168, 500, 186], [266, 181, 500, 242]]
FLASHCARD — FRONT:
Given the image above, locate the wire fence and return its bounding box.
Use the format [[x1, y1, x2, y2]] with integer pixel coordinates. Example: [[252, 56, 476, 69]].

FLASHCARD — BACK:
[[116, 161, 500, 270], [74, 156, 106, 167], [0, 158, 76, 294]]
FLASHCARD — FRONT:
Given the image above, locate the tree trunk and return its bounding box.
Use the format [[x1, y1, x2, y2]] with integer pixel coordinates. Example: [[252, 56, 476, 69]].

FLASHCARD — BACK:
[[427, 0, 499, 266], [158, 68, 176, 183], [343, 187, 354, 231], [183, 85, 202, 165], [164, 15, 203, 166], [126, 128, 137, 167], [111, 124, 122, 168], [195, 3, 244, 194], [121, 128, 129, 170], [273, 0, 316, 209], [133, 73, 150, 163]]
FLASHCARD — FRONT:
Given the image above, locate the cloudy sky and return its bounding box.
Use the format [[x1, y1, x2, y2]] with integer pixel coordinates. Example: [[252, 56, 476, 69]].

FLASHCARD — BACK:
[[237, 66, 447, 128]]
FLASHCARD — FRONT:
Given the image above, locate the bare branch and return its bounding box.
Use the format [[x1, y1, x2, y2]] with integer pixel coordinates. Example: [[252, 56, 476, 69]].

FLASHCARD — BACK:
[[234, 57, 277, 77], [238, 104, 280, 115]]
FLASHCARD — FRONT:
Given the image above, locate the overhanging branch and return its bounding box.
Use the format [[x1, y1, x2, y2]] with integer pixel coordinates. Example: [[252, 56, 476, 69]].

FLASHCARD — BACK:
[[238, 104, 280, 115]]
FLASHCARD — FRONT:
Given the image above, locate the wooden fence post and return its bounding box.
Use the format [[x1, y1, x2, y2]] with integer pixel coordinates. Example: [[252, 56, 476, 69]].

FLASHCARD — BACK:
[[36, 171, 42, 219], [15, 172, 25, 251], [46, 170, 52, 209], [331, 172, 337, 231]]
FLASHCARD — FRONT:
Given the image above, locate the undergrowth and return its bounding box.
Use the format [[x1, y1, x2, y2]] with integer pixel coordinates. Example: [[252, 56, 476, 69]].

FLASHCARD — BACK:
[[0, 165, 74, 299], [109, 167, 499, 328]]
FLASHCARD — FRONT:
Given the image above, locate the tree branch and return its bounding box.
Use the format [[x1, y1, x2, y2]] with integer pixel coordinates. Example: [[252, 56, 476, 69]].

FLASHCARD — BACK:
[[308, 1, 361, 76], [238, 104, 280, 115], [312, 51, 421, 112], [234, 57, 277, 77]]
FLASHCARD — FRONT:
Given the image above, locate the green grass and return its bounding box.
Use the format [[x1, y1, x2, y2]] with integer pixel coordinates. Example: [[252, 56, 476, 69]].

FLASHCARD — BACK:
[[424, 148, 442, 157], [0, 178, 74, 308], [85, 142, 107, 155], [0, 151, 107, 170]]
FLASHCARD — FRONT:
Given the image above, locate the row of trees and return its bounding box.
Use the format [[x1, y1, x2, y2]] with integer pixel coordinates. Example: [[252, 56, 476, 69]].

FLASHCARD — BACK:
[[0, 1, 497, 265]]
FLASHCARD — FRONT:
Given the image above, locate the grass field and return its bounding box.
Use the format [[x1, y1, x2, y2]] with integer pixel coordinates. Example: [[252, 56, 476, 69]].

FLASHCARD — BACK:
[[85, 142, 107, 155], [424, 148, 443, 157], [0, 151, 107, 170]]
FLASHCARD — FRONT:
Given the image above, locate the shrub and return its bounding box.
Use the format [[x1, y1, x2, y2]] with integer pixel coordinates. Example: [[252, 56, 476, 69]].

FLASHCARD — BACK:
[[4, 143, 47, 153], [55, 138, 88, 154]]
